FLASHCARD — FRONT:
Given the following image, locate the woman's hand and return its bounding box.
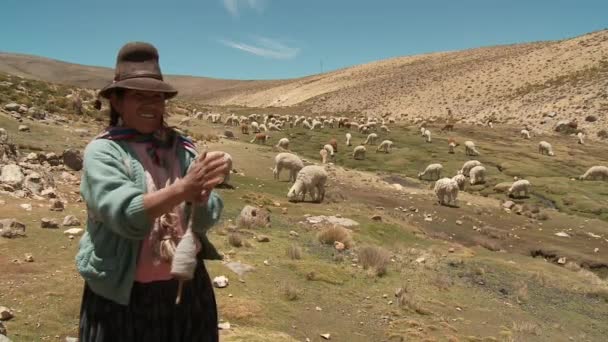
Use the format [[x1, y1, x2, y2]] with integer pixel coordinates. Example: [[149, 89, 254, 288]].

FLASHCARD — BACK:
[[179, 151, 230, 203]]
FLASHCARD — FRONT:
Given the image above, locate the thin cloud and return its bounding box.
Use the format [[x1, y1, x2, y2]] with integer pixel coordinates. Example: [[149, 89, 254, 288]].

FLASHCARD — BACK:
[[222, 0, 265, 17], [219, 36, 300, 59]]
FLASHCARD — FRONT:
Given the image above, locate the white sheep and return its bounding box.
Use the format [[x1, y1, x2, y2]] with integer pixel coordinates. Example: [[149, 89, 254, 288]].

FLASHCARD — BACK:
[[275, 137, 289, 150], [520, 129, 530, 139], [364, 133, 378, 145], [448, 141, 458, 154], [380, 125, 390, 133], [323, 144, 335, 157], [420, 127, 426, 136], [452, 174, 466, 190], [353, 145, 366, 160], [434, 178, 459, 206], [469, 165, 487, 185], [459, 160, 482, 177], [418, 163, 443, 181], [423, 129, 431, 143], [538, 141, 554, 156], [376, 140, 393, 153], [287, 165, 328, 203], [259, 124, 268, 132], [577, 132, 585, 145], [345, 132, 352, 146], [311, 120, 323, 130], [464, 141, 480, 156], [273, 153, 304, 182], [320, 149, 329, 164], [250, 121, 260, 133], [268, 123, 283, 131], [508, 179, 531, 198], [579, 165, 608, 181], [302, 120, 312, 130]]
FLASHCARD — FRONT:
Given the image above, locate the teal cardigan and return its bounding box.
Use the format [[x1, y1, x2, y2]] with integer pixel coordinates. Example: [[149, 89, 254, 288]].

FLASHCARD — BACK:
[[75, 139, 223, 305]]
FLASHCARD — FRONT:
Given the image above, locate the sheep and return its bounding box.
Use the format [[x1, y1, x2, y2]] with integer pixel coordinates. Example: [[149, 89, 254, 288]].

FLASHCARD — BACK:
[[520, 129, 530, 139], [240, 122, 249, 134], [268, 123, 283, 131], [577, 132, 585, 145], [423, 129, 431, 143], [452, 174, 466, 190], [323, 144, 335, 158], [350, 123, 360, 131], [380, 125, 391, 133], [273, 152, 304, 182], [250, 121, 260, 133], [353, 145, 366, 160], [579, 165, 608, 181], [434, 178, 459, 206], [538, 141, 554, 156], [508, 179, 531, 198], [275, 137, 290, 150], [469, 165, 487, 185], [319, 149, 329, 164], [420, 127, 426, 136], [376, 140, 393, 153], [364, 133, 378, 145], [440, 123, 454, 132], [302, 120, 312, 130], [259, 124, 268, 132], [250, 133, 270, 144], [311, 120, 323, 130], [448, 137, 459, 154], [418, 163, 443, 181], [327, 138, 338, 153], [287, 165, 328, 203], [345, 133, 352, 146], [464, 141, 480, 156], [459, 160, 482, 177]]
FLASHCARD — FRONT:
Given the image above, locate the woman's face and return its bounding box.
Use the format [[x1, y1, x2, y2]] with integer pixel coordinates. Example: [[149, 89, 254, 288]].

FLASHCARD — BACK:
[[112, 89, 166, 133]]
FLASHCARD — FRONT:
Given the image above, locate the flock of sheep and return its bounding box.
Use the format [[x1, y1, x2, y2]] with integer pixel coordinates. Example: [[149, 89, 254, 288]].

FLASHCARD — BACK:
[[202, 111, 607, 207]]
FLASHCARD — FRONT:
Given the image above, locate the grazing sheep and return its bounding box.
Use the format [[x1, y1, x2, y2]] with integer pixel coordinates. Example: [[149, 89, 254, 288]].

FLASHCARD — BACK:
[[259, 124, 268, 132], [250, 121, 260, 133], [418, 163, 443, 181], [464, 141, 480, 156], [275, 137, 290, 150], [268, 123, 283, 131], [469, 165, 487, 185], [364, 133, 378, 145], [538, 141, 554, 156], [273, 152, 304, 182], [459, 160, 482, 177], [448, 137, 459, 154], [520, 129, 530, 139], [328, 138, 338, 153], [311, 120, 323, 130], [508, 179, 531, 198], [240, 122, 249, 134], [380, 125, 391, 133], [323, 144, 335, 158], [376, 140, 393, 153], [452, 174, 466, 190], [345, 132, 352, 146], [423, 129, 431, 143], [579, 165, 608, 181], [434, 178, 459, 206], [250, 133, 270, 144], [440, 123, 454, 132], [287, 165, 328, 203], [302, 120, 312, 130], [319, 149, 329, 164], [353, 145, 366, 160], [577, 132, 585, 145], [420, 127, 426, 136]]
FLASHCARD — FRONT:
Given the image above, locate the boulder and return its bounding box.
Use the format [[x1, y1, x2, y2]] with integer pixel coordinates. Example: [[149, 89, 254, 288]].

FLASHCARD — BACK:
[[0, 219, 26, 238], [63, 228, 84, 236], [41, 218, 59, 229], [49, 199, 65, 211], [236, 205, 271, 229], [0, 164, 24, 187], [62, 149, 83, 171], [213, 275, 229, 288], [23, 172, 44, 194], [0, 128, 8, 144], [62, 215, 81, 227], [17, 125, 30, 132], [493, 182, 511, 193], [4, 103, 20, 112], [0, 306, 14, 320]]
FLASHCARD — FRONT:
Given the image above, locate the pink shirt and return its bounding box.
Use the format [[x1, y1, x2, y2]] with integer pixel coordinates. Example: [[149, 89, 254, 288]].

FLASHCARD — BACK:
[[129, 142, 186, 283]]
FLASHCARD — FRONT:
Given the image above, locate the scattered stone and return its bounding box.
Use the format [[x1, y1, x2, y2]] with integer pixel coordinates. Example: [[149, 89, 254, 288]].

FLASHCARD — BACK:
[[334, 241, 345, 251], [0, 306, 13, 321], [263, 260, 270, 266], [61, 172, 78, 183], [315, 306, 322, 311], [212, 275, 229, 288], [585, 115, 598, 122], [224, 261, 255, 277], [289, 230, 299, 237], [218, 322, 231, 330], [305, 215, 359, 227], [415, 256, 426, 263], [456, 220, 463, 225], [587, 232, 601, 239], [0, 164, 24, 186], [19, 203, 32, 211], [64, 337, 78, 342], [371, 214, 382, 221], [557, 257, 567, 265], [0, 321, 6, 336], [424, 215, 433, 222], [448, 247, 455, 253], [40, 188, 57, 199], [320, 333, 331, 340], [62, 215, 81, 227], [18, 125, 30, 132], [63, 228, 84, 236], [24, 253, 34, 262], [236, 205, 271, 228], [555, 232, 570, 238], [23, 172, 44, 194], [62, 149, 83, 171], [49, 199, 64, 211], [594, 248, 599, 253], [4, 103, 20, 112], [41, 218, 59, 229], [502, 201, 516, 209], [0, 219, 26, 238], [256, 235, 270, 242]]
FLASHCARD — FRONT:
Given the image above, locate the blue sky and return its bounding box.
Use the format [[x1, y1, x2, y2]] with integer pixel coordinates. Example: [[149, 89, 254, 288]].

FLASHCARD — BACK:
[[1, 0, 607, 80]]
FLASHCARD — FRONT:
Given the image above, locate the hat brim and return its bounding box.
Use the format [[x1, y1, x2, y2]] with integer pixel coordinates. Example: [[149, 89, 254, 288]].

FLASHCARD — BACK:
[[99, 77, 178, 99]]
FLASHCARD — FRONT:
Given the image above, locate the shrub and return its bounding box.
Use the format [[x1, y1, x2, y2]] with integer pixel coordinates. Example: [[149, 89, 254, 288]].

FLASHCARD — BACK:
[[357, 245, 391, 276], [287, 244, 302, 260], [228, 233, 243, 248], [317, 225, 353, 249]]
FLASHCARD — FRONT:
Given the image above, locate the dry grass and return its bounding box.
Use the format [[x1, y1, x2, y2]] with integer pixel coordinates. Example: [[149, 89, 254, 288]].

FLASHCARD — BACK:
[[357, 245, 391, 277], [228, 233, 244, 247], [287, 244, 303, 260], [472, 236, 501, 252], [218, 297, 263, 322], [281, 283, 300, 301], [396, 288, 432, 315], [317, 225, 353, 249], [515, 280, 529, 304], [512, 321, 542, 336]]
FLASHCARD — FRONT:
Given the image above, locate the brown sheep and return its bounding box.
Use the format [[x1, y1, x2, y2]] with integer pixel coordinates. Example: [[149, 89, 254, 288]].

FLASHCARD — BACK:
[[240, 122, 249, 134], [250, 133, 270, 144], [328, 138, 338, 153]]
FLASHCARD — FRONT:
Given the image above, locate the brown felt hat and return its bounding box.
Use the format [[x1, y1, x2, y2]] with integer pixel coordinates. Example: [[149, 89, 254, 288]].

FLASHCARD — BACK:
[[98, 42, 178, 99]]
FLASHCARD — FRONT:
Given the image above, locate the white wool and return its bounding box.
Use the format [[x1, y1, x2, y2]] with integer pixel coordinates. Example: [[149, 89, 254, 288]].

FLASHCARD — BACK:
[[508, 179, 531, 198], [275, 137, 290, 150], [538, 141, 554, 156], [469, 165, 487, 185], [323, 144, 335, 156], [273, 152, 304, 182], [353, 145, 367, 160], [423, 129, 431, 143], [452, 174, 466, 190], [287, 165, 328, 203], [520, 129, 531, 139], [418, 163, 443, 181], [434, 178, 459, 206], [364, 133, 378, 145], [345, 132, 352, 146], [464, 141, 480, 156], [376, 140, 393, 153], [579, 165, 608, 181], [459, 160, 482, 177]]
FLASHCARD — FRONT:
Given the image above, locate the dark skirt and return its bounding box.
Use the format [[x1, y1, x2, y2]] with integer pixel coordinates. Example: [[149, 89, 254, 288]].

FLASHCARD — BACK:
[[78, 262, 218, 342]]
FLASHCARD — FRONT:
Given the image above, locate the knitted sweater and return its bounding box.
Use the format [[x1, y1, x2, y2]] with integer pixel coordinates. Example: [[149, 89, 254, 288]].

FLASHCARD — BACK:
[[75, 138, 223, 305]]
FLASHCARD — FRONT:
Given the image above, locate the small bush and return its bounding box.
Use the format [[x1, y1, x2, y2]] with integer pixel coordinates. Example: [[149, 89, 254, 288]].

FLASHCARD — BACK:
[[597, 129, 608, 140], [228, 233, 243, 247], [287, 244, 302, 260], [317, 225, 353, 249], [472, 236, 501, 251], [357, 245, 391, 276], [282, 283, 299, 301], [515, 280, 529, 304], [397, 288, 432, 315], [512, 321, 542, 336]]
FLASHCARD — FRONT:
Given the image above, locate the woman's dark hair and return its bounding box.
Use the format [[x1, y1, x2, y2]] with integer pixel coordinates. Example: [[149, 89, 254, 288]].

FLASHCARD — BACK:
[[109, 88, 125, 126]]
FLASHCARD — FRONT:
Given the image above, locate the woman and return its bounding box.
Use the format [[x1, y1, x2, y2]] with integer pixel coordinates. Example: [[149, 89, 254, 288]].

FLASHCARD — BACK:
[[76, 42, 228, 342]]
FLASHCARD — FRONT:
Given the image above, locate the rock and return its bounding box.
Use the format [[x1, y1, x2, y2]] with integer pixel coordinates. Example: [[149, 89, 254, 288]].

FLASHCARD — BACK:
[[236, 205, 271, 228], [63, 228, 84, 236], [555, 232, 570, 238], [289, 231, 299, 237], [557, 257, 567, 265], [62, 215, 81, 227], [585, 115, 597, 122], [61, 171, 78, 183], [41, 218, 59, 229], [18, 125, 30, 132], [256, 235, 270, 242], [62, 149, 83, 171], [424, 215, 433, 222], [0, 219, 26, 238], [40, 188, 57, 199], [217, 322, 231, 330], [45, 153, 61, 166], [4, 103, 20, 112], [315, 306, 322, 311], [24, 253, 34, 262], [334, 241, 345, 251], [503, 201, 516, 209], [0, 164, 24, 187], [371, 214, 382, 221], [19, 203, 32, 211], [263, 260, 270, 266], [415, 256, 426, 263], [213, 275, 229, 288], [320, 333, 331, 340], [448, 247, 455, 253], [0, 129, 8, 144], [0, 306, 14, 320], [305, 215, 359, 227], [223, 131, 235, 139], [27, 107, 47, 120], [64, 337, 78, 342], [456, 220, 463, 225], [23, 172, 44, 194], [0, 320, 6, 336], [224, 262, 255, 277], [49, 199, 64, 211]]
